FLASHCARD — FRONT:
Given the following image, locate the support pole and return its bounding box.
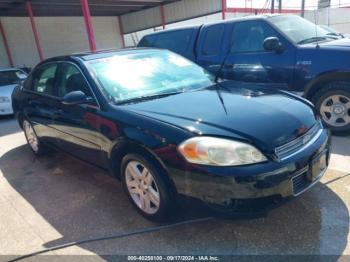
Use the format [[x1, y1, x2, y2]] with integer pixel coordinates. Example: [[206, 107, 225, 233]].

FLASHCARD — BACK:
[[222, 0, 226, 20], [118, 16, 125, 48], [279, 0, 282, 13], [271, 0, 275, 13], [160, 4, 166, 29], [301, 0, 305, 17], [81, 0, 97, 53], [26, 1, 44, 61], [0, 19, 14, 67]]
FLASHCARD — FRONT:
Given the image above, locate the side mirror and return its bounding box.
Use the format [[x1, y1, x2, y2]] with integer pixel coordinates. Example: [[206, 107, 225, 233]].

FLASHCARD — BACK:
[[62, 91, 94, 106], [263, 37, 284, 53]]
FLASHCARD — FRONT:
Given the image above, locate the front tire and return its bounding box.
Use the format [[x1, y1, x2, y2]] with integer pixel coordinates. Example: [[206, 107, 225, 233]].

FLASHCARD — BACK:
[[23, 119, 46, 156], [121, 153, 174, 221], [312, 82, 350, 135]]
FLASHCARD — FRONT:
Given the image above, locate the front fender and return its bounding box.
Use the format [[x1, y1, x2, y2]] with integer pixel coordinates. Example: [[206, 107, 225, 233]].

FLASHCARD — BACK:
[[304, 70, 350, 99]]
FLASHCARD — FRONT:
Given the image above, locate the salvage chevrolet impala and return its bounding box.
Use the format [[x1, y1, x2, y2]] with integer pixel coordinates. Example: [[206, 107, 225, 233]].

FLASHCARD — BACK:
[[12, 49, 330, 221]]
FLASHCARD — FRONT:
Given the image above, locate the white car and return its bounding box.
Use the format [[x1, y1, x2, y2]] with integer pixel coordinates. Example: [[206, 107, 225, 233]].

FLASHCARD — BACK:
[[0, 68, 27, 115]]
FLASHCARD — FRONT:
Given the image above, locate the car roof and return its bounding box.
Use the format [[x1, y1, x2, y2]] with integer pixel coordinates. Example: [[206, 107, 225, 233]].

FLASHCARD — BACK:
[[40, 47, 168, 64], [140, 25, 201, 37], [0, 68, 22, 72], [204, 14, 279, 26], [140, 14, 290, 38]]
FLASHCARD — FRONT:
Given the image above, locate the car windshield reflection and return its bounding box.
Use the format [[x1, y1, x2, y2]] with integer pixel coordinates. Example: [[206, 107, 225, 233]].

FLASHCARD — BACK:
[[88, 50, 215, 104]]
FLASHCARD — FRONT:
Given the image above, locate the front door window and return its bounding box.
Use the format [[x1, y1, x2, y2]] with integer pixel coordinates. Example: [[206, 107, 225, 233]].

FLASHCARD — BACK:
[[56, 63, 93, 98], [231, 21, 277, 53]]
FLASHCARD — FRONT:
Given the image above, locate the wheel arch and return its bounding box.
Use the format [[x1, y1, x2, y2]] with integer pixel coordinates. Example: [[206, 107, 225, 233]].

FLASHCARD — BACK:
[[304, 71, 350, 100], [108, 139, 177, 198], [16, 112, 25, 129], [108, 139, 177, 194]]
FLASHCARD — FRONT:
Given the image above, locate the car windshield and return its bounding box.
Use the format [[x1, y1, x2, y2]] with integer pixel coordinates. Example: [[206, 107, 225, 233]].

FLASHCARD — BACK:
[[0, 70, 27, 86], [88, 50, 215, 104], [269, 15, 335, 44]]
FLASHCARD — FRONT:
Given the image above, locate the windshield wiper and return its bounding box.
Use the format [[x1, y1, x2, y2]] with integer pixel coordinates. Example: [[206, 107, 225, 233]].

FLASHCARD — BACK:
[[297, 36, 333, 45], [326, 32, 344, 38], [116, 91, 183, 105]]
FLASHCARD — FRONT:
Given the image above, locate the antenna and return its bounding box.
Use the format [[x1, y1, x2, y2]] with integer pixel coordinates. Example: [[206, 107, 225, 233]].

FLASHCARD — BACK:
[[313, 8, 320, 48]]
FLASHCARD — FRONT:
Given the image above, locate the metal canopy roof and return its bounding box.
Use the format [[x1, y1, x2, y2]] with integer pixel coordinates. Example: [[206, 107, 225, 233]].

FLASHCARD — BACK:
[[0, 0, 179, 16]]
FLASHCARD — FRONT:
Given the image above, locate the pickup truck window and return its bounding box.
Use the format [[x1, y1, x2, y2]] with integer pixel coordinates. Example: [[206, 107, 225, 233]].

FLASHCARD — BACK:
[[202, 24, 224, 55], [155, 29, 193, 53], [231, 21, 276, 53]]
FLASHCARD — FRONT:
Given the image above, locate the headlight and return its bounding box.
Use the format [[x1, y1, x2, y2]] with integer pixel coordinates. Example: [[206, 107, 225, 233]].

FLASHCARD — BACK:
[[0, 97, 10, 103], [178, 137, 267, 166]]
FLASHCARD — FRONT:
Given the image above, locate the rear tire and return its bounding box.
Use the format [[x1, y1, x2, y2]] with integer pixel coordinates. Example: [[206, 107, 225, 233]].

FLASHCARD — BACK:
[[121, 153, 175, 222], [23, 119, 47, 156], [312, 82, 350, 135]]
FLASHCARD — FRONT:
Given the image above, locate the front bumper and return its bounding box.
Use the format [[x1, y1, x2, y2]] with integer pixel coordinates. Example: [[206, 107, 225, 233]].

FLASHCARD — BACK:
[[0, 102, 13, 115], [167, 128, 331, 209]]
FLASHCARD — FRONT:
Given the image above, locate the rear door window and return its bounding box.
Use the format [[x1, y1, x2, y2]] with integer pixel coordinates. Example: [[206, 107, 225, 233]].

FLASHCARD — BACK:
[[201, 24, 225, 56], [32, 64, 58, 96]]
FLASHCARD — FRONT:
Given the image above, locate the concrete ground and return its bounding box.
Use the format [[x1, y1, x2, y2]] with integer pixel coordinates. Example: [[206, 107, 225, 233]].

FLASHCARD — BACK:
[[0, 115, 349, 261]]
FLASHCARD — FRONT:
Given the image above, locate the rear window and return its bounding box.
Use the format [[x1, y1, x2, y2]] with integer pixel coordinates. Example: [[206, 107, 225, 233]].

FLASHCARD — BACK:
[[138, 35, 157, 47], [139, 29, 194, 54]]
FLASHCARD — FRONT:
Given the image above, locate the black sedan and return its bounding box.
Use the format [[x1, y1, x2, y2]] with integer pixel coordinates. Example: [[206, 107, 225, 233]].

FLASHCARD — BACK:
[[12, 49, 330, 221]]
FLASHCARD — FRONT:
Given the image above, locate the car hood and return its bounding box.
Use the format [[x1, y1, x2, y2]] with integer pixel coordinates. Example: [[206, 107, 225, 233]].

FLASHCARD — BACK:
[[320, 38, 350, 48], [0, 84, 17, 98], [121, 81, 317, 152], [304, 38, 350, 49]]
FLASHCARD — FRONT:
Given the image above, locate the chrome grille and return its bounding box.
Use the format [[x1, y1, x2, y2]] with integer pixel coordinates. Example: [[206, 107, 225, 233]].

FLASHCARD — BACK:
[[275, 121, 322, 160], [292, 169, 310, 195]]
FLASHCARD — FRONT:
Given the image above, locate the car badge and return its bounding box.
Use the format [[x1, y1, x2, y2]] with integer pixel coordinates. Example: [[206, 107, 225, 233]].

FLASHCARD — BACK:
[[303, 134, 312, 145]]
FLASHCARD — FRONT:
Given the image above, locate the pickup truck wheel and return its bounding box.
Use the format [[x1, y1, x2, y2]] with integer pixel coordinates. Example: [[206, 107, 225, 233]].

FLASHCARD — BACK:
[[312, 82, 350, 135], [121, 153, 175, 221]]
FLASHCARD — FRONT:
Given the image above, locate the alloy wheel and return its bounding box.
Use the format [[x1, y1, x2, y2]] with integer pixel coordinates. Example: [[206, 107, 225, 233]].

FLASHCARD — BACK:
[[320, 94, 350, 127], [125, 161, 160, 214], [23, 120, 39, 153]]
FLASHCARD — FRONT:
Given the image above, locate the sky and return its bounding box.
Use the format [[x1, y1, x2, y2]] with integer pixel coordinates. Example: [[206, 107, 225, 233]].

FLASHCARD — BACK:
[[226, 0, 350, 10]]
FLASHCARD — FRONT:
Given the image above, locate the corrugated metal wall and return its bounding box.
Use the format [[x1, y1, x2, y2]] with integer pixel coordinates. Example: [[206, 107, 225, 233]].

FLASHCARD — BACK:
[[165, 0, 221, 24], [121, 6, 162, 35], [121, 0, 222, 34], [0, 16, 123, 68]]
